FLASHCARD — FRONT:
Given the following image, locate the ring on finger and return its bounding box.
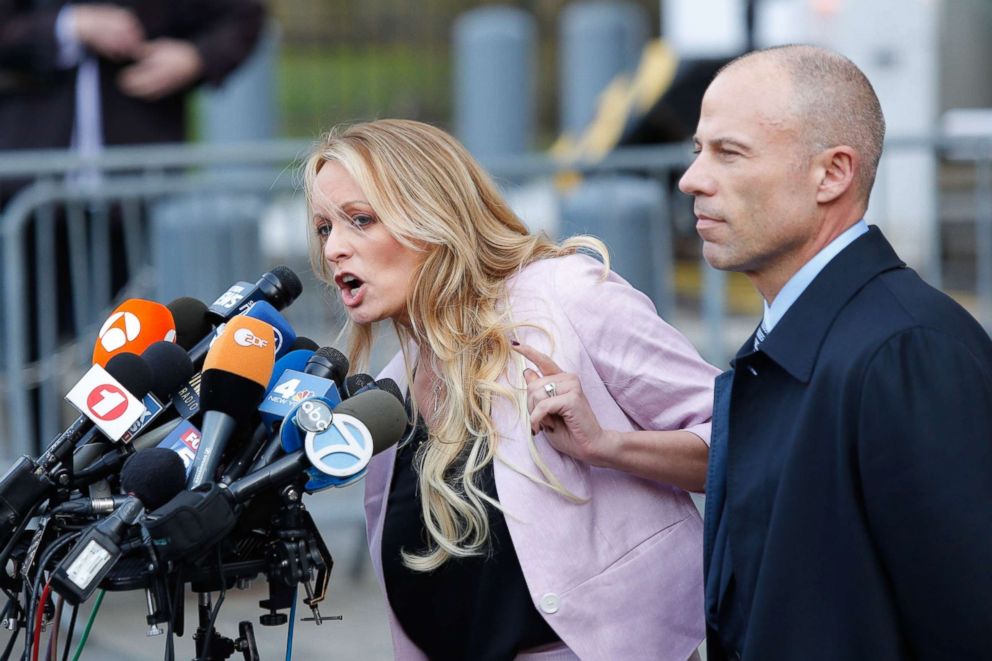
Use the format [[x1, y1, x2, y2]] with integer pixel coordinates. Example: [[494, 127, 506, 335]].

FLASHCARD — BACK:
[[544, 382, 557, 398]]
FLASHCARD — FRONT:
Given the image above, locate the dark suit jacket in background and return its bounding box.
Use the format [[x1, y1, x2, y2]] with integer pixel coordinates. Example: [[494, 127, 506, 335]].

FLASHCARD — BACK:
[[705, 227, 992, 660], [0, 0, 263, 154]]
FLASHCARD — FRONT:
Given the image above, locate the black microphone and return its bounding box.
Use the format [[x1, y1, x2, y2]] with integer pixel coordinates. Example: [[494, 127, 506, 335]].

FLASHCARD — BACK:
[[206, 266, 303, 324], [375, 378, 404, 404], [305, 346, 350, 385], [344, 373, 375, 398], [291, 336, 319, 352], [58, 443, 189, 515], [187, 267, 303, 369], [166, 297, 212, 351], [49, 448, 186, 604], [38, 352, 153, 470]]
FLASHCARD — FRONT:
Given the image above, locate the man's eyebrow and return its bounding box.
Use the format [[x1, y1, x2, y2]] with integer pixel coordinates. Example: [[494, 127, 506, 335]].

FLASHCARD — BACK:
[[692, 135, 752, 152], [709, 137, 752, 152]]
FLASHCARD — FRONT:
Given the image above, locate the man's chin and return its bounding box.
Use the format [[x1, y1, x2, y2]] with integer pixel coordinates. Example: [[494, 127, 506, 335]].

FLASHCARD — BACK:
[[701, 243, 736, 271]]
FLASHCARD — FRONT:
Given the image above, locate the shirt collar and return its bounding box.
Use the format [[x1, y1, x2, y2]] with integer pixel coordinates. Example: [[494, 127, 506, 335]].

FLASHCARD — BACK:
[[762, 220, 869, 333], [735, 226, 905, 382]]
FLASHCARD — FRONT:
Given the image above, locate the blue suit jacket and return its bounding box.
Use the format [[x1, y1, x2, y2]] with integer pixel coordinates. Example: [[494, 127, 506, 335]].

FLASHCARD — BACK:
[[705, 227, 992, 660]]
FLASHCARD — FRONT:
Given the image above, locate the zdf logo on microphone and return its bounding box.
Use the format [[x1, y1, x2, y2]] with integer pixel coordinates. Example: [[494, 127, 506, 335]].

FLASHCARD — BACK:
[[234, 327, 269, 348]]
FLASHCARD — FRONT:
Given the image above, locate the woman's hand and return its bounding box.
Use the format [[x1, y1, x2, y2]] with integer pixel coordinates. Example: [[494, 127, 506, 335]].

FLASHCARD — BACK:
[[511, 342, 616, 466], [512, 340, 709, 491]]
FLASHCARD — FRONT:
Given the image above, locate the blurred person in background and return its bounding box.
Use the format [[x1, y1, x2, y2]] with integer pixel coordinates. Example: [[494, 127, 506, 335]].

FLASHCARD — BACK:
[[305, 119, 719, 660], [0, 0, 264, 184], [680, 44, 992, 660]]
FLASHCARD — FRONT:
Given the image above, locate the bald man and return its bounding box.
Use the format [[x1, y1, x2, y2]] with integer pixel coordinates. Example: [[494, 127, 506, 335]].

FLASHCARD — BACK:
[[680, 45, 992, 660]]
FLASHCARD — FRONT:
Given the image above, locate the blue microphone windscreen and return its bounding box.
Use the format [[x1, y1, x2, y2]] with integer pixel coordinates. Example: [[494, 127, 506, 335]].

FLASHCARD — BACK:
[[244, 300, 297, 359], [266, 350, 314, 393]]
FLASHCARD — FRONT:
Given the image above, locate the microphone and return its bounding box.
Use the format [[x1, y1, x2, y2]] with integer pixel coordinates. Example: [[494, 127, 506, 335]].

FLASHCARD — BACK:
[[166, 297, 212, 351], [73, 341, 196, 481], [42, 352, 154, 470], [344, 373, 375, 398], [231, 388, 406, 500], [251, 347, 349, 471], [120, 341, 196, 442], [304, 346, 349, 386], [92, 299, 177, 367], [375, 378, 404, 404], [220, 349, 317, 484], [50, 448, 186, 604], [205, 266, 303, 324], [257, 349, 344, 432], [187, 269, 302, 368], [144, 389, 405, 560], [59, 439, 190, 514], [239, 300, 297, 359], [291, 336, 319, 352], [186, 316, 276, 488]]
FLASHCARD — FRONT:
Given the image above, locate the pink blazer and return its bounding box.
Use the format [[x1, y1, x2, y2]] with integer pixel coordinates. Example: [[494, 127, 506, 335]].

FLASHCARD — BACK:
[[364, 254, 720, 660]]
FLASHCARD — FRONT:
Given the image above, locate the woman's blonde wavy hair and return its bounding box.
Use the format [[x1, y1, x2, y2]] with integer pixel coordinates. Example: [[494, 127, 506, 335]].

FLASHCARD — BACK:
[[303, 119, 608, 571]]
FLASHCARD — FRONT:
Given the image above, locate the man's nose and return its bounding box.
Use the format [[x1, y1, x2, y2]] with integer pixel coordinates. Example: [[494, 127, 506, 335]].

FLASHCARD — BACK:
[[678, 157, 713, 197]]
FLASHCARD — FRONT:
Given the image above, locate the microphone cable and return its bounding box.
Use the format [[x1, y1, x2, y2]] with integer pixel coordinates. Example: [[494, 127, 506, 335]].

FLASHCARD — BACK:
[[67, 590, 104, 661], [285, 586, 298, 661], [19, 531, 81, 661], [30, 581, 51, 661], [59, 603, 78, 661]]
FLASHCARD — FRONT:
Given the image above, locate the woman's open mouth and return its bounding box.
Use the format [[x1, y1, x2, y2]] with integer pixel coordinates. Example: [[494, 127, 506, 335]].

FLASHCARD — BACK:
[[337, 273, 367, 307]]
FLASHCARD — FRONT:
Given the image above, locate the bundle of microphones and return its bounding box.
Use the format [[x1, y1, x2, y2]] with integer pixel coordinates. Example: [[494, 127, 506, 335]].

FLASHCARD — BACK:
[[0, 266, 408, 660]]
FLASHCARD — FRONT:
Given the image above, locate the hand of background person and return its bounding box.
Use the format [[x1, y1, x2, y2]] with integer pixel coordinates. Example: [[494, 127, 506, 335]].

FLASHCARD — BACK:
[[512, 342, 617, 466], [117, 38, 204, 100], [70, 5, 145, 61]]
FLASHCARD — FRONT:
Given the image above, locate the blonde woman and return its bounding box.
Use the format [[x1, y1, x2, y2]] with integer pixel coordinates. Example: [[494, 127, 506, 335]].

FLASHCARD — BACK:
[[305, 119, 719, 661]]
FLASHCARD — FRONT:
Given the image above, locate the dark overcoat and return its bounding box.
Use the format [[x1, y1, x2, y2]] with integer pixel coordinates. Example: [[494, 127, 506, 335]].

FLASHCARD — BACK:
[[705, 227, 992, 660]]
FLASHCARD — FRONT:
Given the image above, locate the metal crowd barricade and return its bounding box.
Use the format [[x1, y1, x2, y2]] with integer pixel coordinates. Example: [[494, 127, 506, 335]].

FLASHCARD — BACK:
[[0, 141, 312, 456]]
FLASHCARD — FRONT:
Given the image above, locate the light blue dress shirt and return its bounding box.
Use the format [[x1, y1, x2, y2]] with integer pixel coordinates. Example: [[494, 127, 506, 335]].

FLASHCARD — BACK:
[[761, 220, 869, 334]]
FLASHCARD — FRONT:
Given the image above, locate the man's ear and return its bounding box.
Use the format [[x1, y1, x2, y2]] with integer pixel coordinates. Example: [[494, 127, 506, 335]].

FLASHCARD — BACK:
[[815, 146, 857, 204]]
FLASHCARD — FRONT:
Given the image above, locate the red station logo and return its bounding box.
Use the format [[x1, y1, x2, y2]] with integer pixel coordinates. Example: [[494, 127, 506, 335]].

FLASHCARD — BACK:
[[85, 384, 130, 421]]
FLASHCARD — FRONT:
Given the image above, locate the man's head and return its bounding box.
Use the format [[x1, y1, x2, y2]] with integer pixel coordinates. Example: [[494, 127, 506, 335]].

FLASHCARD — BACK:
[[678, 45, 885, 300]]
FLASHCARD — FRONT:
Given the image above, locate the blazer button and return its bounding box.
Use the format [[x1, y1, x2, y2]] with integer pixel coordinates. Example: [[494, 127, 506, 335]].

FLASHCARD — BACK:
[[539, 593, 560, 614]]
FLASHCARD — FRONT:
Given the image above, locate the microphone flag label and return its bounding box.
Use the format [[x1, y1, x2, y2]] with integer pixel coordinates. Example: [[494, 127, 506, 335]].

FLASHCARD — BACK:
[[66, 364, 147, 441], [259, 369, 341, 431], [156, 420, 202, 477], [119, 393, 165, 443], [208, 282, 255, 318]]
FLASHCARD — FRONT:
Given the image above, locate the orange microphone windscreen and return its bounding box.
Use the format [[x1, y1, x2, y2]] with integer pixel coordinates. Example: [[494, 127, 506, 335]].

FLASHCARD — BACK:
[[202, 316, 275, 388], [92, 299, 177, 367]]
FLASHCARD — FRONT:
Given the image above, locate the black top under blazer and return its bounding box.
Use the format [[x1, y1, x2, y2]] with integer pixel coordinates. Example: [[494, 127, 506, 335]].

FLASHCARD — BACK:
[[705, 227, 992, 660]]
